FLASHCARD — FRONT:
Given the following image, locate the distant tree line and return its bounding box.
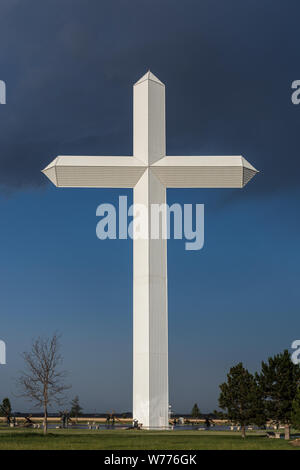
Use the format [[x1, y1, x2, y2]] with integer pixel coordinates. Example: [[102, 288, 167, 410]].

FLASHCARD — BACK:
[[4, 334, 300, 441]]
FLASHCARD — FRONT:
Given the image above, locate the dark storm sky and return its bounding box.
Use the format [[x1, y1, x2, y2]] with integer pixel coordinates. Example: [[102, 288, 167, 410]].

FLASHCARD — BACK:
[[0, 0, 299, 413]]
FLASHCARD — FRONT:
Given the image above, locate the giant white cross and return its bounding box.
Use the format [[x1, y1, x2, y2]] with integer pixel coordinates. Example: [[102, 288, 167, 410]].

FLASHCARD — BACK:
[[42, 71, 258, 429]]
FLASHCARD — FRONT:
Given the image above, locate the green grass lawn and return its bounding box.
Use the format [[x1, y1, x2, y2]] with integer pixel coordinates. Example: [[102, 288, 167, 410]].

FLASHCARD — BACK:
[[0, 428, 299, 450]]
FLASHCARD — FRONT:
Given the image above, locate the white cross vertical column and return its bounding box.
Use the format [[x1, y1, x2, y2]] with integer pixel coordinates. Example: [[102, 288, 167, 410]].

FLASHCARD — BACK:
[[133, 72, 169, 428], [133, 170, 168, 429]]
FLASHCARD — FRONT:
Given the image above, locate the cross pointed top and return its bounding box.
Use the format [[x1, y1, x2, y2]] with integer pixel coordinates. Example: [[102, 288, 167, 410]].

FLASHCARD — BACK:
[[134, 70, 164, 86]]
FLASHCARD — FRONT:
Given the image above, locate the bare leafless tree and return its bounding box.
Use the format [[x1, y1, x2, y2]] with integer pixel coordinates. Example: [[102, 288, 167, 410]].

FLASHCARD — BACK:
[[17, 333, 70, 434]]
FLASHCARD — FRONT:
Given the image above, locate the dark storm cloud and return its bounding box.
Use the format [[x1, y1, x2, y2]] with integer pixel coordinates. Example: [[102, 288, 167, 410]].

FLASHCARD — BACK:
[[0, 0, 299, 195]]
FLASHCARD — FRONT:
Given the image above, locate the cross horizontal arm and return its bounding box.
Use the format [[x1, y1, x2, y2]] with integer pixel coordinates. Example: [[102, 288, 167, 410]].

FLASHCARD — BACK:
[[42, 156, 146, 188], [151, 156, 258, 188]]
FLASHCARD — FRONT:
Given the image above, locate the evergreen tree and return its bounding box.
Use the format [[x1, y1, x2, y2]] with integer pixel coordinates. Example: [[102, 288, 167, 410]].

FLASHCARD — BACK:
[[0, 398, 12, 425], [258, 350, 300, 440], [191, 403, 201, 420], [70, 395, 83, 420], [219, 363, 264, 438], [291, 387, 300, 430]]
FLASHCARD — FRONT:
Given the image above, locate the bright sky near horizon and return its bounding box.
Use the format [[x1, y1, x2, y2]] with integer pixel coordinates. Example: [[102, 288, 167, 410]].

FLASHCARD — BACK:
[[0, 0, 299, 414]]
